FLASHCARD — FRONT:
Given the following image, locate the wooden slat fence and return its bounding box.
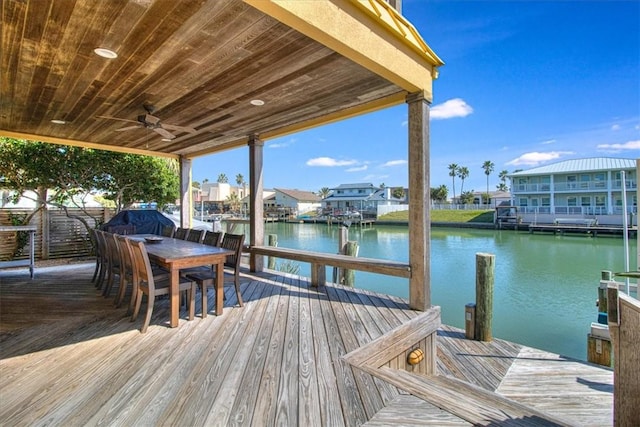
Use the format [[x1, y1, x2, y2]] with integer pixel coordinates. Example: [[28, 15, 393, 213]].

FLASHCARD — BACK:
[[0, 208, 114, 261]]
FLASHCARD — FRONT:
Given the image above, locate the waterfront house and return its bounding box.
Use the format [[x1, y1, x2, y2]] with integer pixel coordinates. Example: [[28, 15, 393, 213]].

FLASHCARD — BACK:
[[269, 188, 321, 218], [322, 183, 406, 217], [508, 157, 638, 225]]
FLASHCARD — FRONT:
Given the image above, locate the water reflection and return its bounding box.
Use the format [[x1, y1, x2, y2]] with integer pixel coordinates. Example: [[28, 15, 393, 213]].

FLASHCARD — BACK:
[[263, 222, 636, 361]]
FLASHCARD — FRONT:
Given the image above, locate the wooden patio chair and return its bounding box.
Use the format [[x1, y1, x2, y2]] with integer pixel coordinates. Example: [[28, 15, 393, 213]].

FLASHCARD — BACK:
[[101, 232, 123, 298], [161, 225, 175, 238], [89, 228, 104, 286], [129, 239, 196, 333], [107, 224, 137, 235], [203, 230, 223, 247], [174, 227, 189, 240], [114, 235, 135, 311], [184, 233, 245, 318], [186, 228, 205, 243]]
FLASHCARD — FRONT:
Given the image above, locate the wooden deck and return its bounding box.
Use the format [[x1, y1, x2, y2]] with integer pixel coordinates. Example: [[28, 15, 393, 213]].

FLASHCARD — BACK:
[[0, 262, 613, 426]]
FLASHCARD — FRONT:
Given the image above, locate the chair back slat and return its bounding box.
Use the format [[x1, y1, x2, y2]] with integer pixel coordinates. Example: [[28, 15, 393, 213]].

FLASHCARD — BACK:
[[161, 225, 176, 238], [174, 227, 189, 240], [186, 229, 205, 243], [203, 231, 223, 247], [221, 233, 244, 270], [129, 240, 155, 292]]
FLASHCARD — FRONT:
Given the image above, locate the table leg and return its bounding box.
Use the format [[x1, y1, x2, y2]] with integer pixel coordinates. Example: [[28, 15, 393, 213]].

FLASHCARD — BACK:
[[215, 261, 224, 315], [29, 230, 35, 279], [170, 267, 180, 327]]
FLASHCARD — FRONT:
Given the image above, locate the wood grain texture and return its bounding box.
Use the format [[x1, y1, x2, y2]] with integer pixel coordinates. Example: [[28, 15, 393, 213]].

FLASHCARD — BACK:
[[1, 0, 404, 158], [0, 263, 613, 426]]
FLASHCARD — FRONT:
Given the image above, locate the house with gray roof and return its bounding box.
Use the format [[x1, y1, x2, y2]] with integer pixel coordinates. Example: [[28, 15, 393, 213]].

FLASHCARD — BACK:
[[322, 183, 407, 218], [507, 157, 637, 224]]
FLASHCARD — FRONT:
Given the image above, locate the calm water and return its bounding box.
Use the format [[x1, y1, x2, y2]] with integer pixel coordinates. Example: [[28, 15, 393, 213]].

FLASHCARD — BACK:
[[233, 222, 637, 361]]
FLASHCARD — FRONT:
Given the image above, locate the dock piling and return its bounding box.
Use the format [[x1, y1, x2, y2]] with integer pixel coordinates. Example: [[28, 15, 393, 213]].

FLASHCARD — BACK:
[[475, 253, 495, 341]]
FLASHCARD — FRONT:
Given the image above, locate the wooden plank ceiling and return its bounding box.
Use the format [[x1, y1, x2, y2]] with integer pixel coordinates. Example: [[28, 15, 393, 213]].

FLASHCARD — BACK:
[[0, 0, 406, 158]]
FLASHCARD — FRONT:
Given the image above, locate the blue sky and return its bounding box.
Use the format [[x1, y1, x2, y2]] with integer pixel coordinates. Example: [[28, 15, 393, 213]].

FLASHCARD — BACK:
[[193, 0, 640, 195]]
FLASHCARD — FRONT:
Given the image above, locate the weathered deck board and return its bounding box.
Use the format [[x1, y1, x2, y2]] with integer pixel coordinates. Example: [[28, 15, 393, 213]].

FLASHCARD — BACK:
[[0, 263, 613, 426], [497, 347, 613, 427]]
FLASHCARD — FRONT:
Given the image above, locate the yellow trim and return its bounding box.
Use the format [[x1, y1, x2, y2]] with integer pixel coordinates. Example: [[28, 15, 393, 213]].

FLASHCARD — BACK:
[[355, 0, 444, 67], [244, 0, 440, 99], [0, 130, 179, 159]]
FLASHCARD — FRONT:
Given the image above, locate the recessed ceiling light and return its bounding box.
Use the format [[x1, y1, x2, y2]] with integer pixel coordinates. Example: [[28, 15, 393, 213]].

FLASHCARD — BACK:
[[94, 47, 118, 59], [250, 99, 265, 106], [161, 138, 172, 142], [51, 119, 66, 124]]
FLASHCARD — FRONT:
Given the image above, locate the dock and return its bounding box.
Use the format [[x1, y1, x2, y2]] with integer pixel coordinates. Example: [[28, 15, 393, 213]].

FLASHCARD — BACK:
[[528, 223, 637, 237], [0, 262, 613, 426]]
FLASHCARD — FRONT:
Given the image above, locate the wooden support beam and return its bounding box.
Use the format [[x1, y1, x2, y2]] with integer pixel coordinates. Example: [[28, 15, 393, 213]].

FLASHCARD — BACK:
[[407, 92, 430, 311], [249, 136, 264, 272]]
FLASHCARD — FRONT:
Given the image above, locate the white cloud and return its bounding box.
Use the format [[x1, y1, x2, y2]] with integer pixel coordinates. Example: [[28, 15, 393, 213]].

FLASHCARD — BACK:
[[346, 165, 368, 172], [306, 157, 357, 167], [540, 139, 556, 145], [268, 138, 296, 149], [381, 160, 407, 167], [611, 124, 621, 131], [430, 98, 473, 120], [597, 140, 640, 151], [506, 151, 574, 166]]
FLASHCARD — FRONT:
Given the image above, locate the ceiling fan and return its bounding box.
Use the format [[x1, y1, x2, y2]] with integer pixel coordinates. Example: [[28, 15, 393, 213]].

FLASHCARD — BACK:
[[98, 104, 196, 140]]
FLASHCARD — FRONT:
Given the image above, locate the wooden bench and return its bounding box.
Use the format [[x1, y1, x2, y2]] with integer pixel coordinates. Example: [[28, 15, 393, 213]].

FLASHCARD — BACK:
[[250, 245, 411, 286]]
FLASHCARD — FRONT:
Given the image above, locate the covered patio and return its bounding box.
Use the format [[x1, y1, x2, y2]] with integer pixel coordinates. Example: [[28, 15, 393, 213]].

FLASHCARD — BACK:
[[0, 0, 619, 425]]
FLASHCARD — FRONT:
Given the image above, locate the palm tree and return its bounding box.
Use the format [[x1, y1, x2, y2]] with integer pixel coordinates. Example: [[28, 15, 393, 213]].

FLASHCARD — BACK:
[[448, 163, 458, 202], [225, 192, 241, 213], [235, 173, 244, 187], [482, 160, 495, 202], [498, 169, 509, 191], [317, 187, 331, 199], [457, 166, 469, 194], [217, 173, 228, 183]]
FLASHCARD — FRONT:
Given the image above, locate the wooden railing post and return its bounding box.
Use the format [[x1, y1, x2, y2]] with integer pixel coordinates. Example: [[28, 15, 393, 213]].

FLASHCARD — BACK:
[[475, 253, 495, 341], [267, 234, 277, 269]]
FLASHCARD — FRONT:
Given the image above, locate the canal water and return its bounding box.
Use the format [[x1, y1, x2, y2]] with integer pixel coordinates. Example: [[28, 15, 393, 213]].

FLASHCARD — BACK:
[[248, 222, 637, 362]]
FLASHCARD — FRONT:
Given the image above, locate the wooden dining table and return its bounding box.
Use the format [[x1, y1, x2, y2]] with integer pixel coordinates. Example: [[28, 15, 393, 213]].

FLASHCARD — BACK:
[[131, 234, 234, 327]]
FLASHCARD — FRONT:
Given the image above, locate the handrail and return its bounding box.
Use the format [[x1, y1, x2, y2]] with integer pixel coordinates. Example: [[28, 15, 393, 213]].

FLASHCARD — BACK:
[[250, 245, 411, 285]]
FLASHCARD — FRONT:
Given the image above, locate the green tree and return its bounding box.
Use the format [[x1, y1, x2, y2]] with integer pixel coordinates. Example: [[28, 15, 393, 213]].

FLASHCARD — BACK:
[[498, 169, 509, 191], [0, 137, 179, 230], [99, 152, 179, 212], [392, 187, 405, 199], [482, 160, 495, 202], [217, 173, 228, 183], [226, 192, 241, 213], [317, 187, 331, 198], [235, 173, 244, 187], [448, 163, 458, 202], [430, 185, 448, 203], [460, 190, 475, 205], [457, 166, 469, 194]]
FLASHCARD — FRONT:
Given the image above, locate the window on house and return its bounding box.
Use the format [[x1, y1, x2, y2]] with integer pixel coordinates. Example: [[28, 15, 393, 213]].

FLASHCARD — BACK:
[[581, 197, 591, 206], [580, 174, 590, 189], [594, 173, 606, 188], [540, 176, 550, 191], [541, 197, 550, 206], [518, 198, 528, 207], [567, 197, 577, 206], [567, 175, 577, 189], [531, 198, 539, 207], [595, 196, 605, 207]]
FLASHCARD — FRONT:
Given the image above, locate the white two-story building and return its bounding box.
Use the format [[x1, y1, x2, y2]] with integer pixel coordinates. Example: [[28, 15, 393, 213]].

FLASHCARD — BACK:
[[508, 157, 637, 224]]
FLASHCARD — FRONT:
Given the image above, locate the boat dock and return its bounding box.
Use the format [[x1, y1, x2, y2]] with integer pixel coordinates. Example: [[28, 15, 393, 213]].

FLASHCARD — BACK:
[[528, 223, 637, 237]]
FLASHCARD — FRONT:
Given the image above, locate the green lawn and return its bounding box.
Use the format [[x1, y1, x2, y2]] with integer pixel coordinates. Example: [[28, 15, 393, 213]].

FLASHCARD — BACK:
[[378, 209, 494, 223]]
